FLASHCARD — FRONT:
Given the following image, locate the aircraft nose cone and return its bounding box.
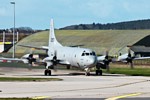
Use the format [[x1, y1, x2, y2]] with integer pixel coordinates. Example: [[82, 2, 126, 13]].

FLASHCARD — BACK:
[[89, 57, 97, 65]]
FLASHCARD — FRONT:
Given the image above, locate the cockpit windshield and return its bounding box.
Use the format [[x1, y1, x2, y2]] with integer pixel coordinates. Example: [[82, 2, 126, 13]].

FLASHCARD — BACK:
[[81, 51, 96, 56]]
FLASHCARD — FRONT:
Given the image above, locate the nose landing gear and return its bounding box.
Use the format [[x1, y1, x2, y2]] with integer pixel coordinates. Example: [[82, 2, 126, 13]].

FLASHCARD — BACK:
[[84, 68, 90, 76]]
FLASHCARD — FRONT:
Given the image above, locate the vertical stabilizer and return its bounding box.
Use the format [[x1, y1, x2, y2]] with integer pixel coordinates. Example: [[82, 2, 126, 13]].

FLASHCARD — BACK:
[[48, 19, 62, 47]]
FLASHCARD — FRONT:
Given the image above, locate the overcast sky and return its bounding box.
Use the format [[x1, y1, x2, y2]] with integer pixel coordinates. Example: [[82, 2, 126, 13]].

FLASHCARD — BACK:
[[1, 0, 150, 29]]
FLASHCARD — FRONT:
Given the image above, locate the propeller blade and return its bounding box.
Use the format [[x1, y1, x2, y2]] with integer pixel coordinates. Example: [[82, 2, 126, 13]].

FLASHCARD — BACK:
[[104, 49, 112, 72], [27, 54, 36, 65]]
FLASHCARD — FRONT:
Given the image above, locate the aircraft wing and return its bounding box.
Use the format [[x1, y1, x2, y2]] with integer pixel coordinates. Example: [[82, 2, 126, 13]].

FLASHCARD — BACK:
[[97, 55, 106, 62], [43, 57, 70, 65], [117, 53, 128, 61], [134, 56, 150, 60], [0, 57, 28, 63], [0, 57, 21, 61], [18, 45, 48, 50]]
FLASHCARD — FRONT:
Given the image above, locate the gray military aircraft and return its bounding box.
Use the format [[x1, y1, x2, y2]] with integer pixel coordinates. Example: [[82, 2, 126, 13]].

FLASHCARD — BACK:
[[18, 19, 111, 76]]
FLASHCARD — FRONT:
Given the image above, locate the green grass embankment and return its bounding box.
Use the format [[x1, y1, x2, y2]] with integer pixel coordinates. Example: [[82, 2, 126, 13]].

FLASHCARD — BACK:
[[104, 64, 150, 76], [0, 77, 62, 82], [8, 30, 150, 55], [0, 98, 50, 100]]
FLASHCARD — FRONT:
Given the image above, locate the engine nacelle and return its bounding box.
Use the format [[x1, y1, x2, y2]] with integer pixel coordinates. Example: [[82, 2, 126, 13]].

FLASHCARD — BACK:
[[96, 62, 106, 69], [21, 54, 39, 65]]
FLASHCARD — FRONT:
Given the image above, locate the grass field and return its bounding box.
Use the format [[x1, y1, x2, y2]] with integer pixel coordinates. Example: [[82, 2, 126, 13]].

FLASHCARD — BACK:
[[0, 98, 48, 100], [106, 67, 150, 76], [0, 77, 62, 82], [102, 63, 150, 76], [8, 30, 150, 55]]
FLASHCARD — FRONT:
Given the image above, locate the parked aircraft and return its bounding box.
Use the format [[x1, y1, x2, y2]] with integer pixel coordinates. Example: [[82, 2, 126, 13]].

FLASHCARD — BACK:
[[8, 19, 111, 76], [0, 54, 37, 65], [117, 49, 150, 68], [1, 19, 150, 75]]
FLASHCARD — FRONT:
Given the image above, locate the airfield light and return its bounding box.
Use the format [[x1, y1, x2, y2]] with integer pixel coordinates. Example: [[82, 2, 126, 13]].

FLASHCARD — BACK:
[[10, 1, 15, 58]]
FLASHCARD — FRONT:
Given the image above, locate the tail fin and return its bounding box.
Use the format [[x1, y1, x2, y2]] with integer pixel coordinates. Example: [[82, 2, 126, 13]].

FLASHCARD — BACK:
[[48, 19, 62, 47]]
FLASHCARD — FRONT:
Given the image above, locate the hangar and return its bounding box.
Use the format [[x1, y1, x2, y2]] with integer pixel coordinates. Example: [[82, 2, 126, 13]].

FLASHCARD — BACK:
[[130, 35, 150, 57]]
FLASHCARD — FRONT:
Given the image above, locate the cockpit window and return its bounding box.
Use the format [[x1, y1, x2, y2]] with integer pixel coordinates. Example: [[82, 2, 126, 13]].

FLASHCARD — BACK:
[[86, 53, 89, 56], [82, 53, 85, 56], [81, 51, 96, 56]]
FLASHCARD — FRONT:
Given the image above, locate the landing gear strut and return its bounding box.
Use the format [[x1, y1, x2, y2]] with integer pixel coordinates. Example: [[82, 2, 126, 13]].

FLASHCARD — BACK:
[[85, 68, 90, 76], [96, 63, 104, 76], [85, 72, 90, 76], [44, 69, 51, 76], [96, 69, 102, 76], [67, 65, 71, 69], [44, 62, 53, 76]]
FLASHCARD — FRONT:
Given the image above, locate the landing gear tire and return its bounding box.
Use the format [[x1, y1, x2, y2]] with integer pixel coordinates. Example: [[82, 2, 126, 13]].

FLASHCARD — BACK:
[[67, 65, 70, 69], [96, 70, 102, 76], [85, 72, 90, 76], [44, 69, 51, 76]]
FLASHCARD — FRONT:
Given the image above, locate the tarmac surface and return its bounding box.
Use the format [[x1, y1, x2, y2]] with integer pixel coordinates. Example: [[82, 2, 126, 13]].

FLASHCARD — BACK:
[[0, 67, 150, 100]]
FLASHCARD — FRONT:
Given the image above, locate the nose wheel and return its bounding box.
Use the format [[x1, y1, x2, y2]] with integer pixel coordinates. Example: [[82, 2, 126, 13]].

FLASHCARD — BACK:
[[85, 72, 90, 76], [84, 68, 91, 76]]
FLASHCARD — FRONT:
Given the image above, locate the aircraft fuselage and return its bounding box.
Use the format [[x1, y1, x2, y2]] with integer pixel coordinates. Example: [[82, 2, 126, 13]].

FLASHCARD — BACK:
[[49, 46, 97, 69]]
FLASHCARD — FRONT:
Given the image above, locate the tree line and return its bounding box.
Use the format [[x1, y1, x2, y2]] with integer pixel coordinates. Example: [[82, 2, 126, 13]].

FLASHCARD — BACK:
[[60, 19, 150, 30], [0, 27, 40, 34]]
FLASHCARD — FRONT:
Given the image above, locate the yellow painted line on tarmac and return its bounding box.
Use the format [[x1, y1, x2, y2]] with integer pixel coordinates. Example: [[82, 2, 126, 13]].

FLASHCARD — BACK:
[[105, 92, 142, 100], [32, 96, 50, 99]]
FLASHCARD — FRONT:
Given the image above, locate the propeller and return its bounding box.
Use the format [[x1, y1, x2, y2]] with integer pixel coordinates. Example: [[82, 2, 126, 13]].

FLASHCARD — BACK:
[[28, 48, 36, 65], [126, 49, 134, 69], [96, 50, 112, 72], [52, 51, 58, 66], [26, 54, 36, 65], [21, 53, 37, 70], [49, 50, 60, 71], [103, 50, 112, 72]]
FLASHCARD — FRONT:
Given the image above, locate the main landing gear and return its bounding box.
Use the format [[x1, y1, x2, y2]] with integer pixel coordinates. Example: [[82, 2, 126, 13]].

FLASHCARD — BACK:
[[96, 63, 103, 76], [95, 69, 102, 76], [85, 72, 90, 76], [44, 69, 51, 76], [84, 67, 103, 76]]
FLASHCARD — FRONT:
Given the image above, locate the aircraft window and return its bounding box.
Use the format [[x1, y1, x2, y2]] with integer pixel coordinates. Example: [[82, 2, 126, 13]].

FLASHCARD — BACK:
[[82, 53, 85, 56], [90, 53, 92, 55], [86, 53, 89, 56]]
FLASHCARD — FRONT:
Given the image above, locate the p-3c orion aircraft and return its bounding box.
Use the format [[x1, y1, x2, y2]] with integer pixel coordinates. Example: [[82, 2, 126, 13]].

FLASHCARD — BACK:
[[0, 19, 111, 76]]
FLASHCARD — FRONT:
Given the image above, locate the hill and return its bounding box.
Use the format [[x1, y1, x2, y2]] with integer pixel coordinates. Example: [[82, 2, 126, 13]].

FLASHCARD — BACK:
[[8, 30, 150, 56], [60, 19, 150, 30]]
